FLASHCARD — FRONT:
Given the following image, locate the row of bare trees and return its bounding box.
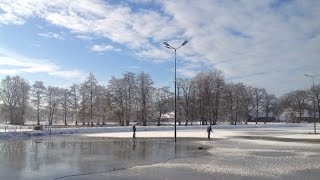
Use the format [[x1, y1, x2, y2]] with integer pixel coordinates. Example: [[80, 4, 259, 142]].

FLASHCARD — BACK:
[[1, 70, 319, 126], [0, 72, 157, 126], [279, 85, 320, 122], [175, 70, 279, 125]]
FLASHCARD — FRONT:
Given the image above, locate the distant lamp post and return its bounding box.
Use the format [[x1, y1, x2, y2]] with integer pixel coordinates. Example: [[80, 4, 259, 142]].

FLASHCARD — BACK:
[[163, 40, 188, 142], [304, 73, 320, 134]]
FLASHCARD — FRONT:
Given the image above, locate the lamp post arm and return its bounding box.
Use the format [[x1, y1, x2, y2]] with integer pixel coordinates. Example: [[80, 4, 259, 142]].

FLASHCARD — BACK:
[[176, 45, 183, 50]]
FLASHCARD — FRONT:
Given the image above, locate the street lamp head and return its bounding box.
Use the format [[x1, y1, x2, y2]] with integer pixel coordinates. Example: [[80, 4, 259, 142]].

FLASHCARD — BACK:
[[163, 42, 170, 47], [304, 74, 311, 77], [181, 40, 188, 46]]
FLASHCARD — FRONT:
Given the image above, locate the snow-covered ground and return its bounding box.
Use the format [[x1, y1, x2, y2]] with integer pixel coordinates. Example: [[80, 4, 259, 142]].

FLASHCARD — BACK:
[[1, 122, 319, 141], [0, 124, 33, 133], [82, 123, 320, 141], [1, 123, 320, 180]]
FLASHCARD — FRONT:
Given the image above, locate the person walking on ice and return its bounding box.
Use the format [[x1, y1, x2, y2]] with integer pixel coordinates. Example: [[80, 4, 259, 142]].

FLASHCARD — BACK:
[[207, 125, 213, 139], [133, 124, 136, 138]]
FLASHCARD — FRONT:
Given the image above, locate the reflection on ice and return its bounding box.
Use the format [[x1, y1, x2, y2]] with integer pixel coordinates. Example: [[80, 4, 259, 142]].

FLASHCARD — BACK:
[[0, 137, 207, 180]]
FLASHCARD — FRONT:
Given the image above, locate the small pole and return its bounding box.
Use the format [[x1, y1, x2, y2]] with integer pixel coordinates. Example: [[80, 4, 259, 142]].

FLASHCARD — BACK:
[[305, 73, 320, 134], [174, 49, 177, 143], [312, 76, 316, 134]]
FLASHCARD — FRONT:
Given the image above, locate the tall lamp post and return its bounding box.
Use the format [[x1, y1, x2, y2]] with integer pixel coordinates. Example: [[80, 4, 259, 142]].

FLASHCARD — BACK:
[[304, 73, 320, 134], [163, 40, 188, 142]]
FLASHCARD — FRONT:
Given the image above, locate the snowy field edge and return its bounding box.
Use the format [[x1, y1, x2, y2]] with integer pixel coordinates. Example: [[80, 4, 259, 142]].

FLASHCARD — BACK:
[[0, 123, 308, 141]]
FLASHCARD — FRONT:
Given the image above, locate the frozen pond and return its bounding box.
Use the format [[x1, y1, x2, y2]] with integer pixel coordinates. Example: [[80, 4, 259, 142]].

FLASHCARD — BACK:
[[1, 126, 320, 180], [83, 136, 320, 180], [0, 137, 208, 180]]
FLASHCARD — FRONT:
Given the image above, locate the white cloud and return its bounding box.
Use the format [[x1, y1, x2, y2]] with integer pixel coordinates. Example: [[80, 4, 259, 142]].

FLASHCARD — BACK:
[[159, 0, 320, 95], [0, 0, 320, 95], [90, 44, 121, 52], [127, 65, 140, 70], [0, 13, 25, 25], [136, 46, 172, 61], [177, 68, 197, 78], [0, 49, 84, 79], [38, 32, 64, 40], [0, 0, 179, 55], [0, 69, 18, 75], [76, 35, 94, 40]]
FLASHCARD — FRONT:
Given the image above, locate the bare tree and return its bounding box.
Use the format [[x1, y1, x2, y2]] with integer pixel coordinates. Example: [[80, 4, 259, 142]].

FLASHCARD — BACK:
[[242, 86, 255, 124], [79, 82, 89, 125], [223, 83, 236, 125], [60, 88, 70, 125], [253, 88, 266, 124], [0, 76, 30, 125], [193, 70, 225, 125], [194, 72, 209, 125], [263, 93, 277, 124], [79, 73, 98, 125], [123, 72, 136, 126], [16, 78, 30, 124], [179, 79, 194, 126], [97, 86, 112, 125], [70, 84, 79, 125], [176, 78, 183, 126], [46, 86, 60, 125], [32, 81, 46, 125], [154, 86, 172, 126], [315, 84, 320, 121], [188, 80, 197, 125], [108, 76, 125, 126], [0, 76, 18, 124], [233, 83, 247, 125], [210, 70, 225, 125], [285, 90, 308, 123], [279, 95, 294, 123], [86, 73, 98, 123], [136, 72, 153, 126]]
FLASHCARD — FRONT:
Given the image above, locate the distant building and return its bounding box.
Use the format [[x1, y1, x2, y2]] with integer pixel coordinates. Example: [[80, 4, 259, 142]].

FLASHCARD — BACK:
[[160, 112, 174, 122], [279, 110, 319, 123], [248, 112, 277, 122]]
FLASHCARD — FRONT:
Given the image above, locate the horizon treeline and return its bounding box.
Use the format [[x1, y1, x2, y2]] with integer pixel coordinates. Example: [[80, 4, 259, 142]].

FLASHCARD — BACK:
[[0, 69, 319, 126]]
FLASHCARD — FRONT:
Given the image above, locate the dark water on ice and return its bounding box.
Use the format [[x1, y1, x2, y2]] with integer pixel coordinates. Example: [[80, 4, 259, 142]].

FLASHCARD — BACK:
[[0, 137, 207, 180]]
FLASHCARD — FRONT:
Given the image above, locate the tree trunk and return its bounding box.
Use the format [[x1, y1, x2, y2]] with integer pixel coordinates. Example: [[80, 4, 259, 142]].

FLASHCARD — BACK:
[[256, 107, 258, 124], [318, 101, 320, 122], [265, 102, 269, 124], [37, 101, 40, 125], [157, 106, 161, 126], [10, 109, 13, 125], [299, 110, 302, 123]]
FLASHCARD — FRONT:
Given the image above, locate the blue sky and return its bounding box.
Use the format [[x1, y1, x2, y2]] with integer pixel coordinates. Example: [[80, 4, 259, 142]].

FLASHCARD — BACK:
[[0, 0, 320, 96]]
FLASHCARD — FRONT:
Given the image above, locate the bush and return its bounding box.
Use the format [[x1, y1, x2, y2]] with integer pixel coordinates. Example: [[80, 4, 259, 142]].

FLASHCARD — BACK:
[[34, 125, 43, 130]]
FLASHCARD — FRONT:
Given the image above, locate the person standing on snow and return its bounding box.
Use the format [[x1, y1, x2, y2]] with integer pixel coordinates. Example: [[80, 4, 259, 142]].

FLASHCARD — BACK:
[[133, 125, 136, 138], [207, 125, 213, 139]]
